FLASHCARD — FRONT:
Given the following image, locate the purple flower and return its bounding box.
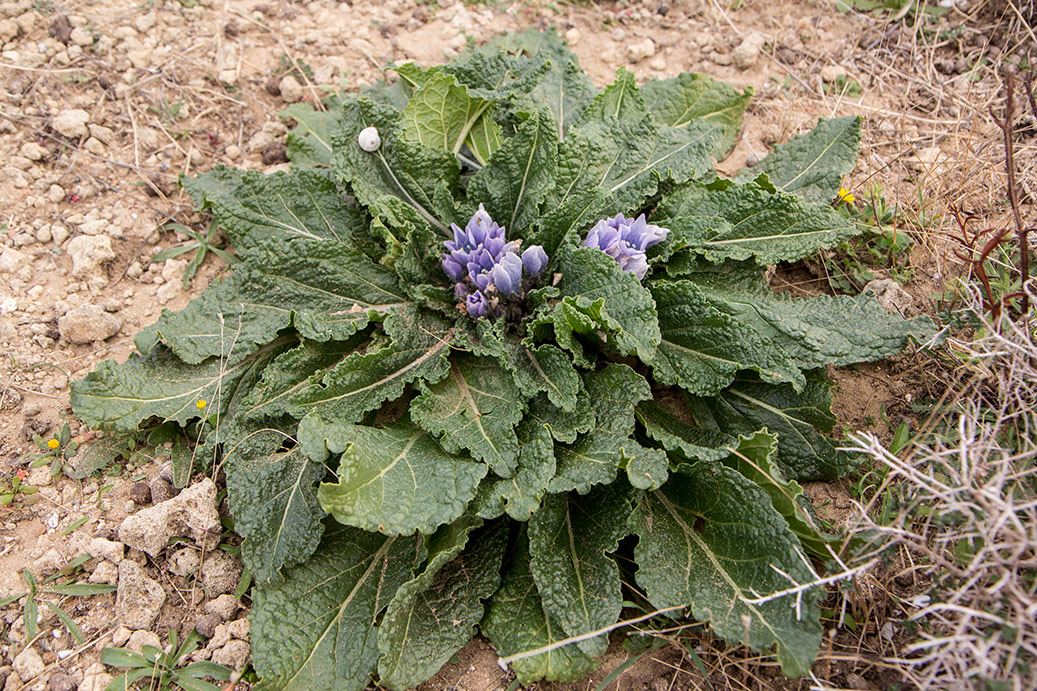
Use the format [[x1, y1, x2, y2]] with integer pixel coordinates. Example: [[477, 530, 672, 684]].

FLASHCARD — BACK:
[[583, 213, 668, 280], [490, 252, 523, 295], [443, 204, 549, 318], [466, 290, 489, 318], [522, 245, 548, 276]]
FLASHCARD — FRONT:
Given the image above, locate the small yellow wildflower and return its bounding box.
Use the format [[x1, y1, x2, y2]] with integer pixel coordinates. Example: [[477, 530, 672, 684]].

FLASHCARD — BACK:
[[197, 399, 207, 410], [838, 187, 856, 204], [47, 438, 60, 449]]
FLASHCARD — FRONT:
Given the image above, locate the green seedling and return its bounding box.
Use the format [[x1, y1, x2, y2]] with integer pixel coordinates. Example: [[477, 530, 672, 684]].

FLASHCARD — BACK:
[[3, 567, 117, 645], [101, 629, 232, 691], [152, 221, 238, 288]]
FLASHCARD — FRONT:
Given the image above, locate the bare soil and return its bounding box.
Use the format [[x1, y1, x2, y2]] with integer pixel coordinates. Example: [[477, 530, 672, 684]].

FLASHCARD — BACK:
[[1, 0, 1029, 689]]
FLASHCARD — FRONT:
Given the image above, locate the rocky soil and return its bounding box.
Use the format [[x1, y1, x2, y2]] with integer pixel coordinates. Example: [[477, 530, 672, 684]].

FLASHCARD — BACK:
[[0, 0, 1024, 689]]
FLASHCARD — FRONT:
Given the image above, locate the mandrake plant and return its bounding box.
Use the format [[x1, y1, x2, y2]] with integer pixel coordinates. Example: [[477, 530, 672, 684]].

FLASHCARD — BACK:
[[71, 29, 938, 689]]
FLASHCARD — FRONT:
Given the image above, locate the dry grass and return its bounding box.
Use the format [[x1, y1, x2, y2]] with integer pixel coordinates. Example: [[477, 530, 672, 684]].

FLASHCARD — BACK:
[[845, 294, 1036, 689]]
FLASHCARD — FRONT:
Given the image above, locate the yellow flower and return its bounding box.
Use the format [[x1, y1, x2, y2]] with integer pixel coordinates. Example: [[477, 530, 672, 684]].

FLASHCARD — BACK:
[[47, 438, 60, 449], [197, 399, 207, 410], [838, 187, 856, 204]]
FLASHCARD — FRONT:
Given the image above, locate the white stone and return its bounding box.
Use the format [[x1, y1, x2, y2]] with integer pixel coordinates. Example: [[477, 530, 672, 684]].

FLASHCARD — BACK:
[[733, 31, 765, 70], [278, 75, 304, 102], [116, 560, 166, 629], [69, 27, 93, 46], [77, 663, 113, 691], [13, 646, 46, 681], [118, 478, 221, 557], [19, 142, 45, 160], [52, 109, 90, 138], [67, 234, 115, 284], [626, 37, 655, 63], [58, 303, 122, 344]]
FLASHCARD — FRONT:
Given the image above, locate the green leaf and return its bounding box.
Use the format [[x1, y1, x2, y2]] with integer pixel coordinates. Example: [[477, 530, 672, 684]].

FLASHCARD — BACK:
[[650, 279, 804, 396], [289, 307, 452, 423], [551, 246, 661, 361], [528, 482, 638, 657], [135, 237, 407, 366], [181, 167, 366, 251], [333, 98, 459, 235], [472, 417, 557, 521], [575, 68, 647, 126], [445, 48, 550, 102], [233, 338, 363, 427], [467, 110, 558, 234], [740, 116, 862, 205], [280, 95, 346, 168], [101, 647, 152, 668], [46, 602, 84, 643], [549, 365, 651, 495], [504, 343, 580, 413], [400, 71, 493, 157], [687, 372, 856, 481], [44, 583, 118, 596], [630, 461, 823, 677], [653, 179, 858, 266], [486, 27, 595, 139], [251, 525, 423, 691], [724, 431, 840, 559], [642, 72, 751, 157], [634, 400, 733, 463], [71, 339, 291, 434], [225, 428, 326, 584], [377, 519, 507, 689], [482, 530, 596, 683], [526, 390, 594, 444], [305, 417, 488, 536], [410, 355, 524, 478]]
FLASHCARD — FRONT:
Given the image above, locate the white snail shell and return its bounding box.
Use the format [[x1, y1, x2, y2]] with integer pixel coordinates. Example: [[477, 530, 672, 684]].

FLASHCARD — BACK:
[[358, 126, 381, 152]]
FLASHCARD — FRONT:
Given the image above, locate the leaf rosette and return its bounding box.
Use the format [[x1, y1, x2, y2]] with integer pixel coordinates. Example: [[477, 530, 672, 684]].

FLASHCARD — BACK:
[[71, 29, 938, 689]]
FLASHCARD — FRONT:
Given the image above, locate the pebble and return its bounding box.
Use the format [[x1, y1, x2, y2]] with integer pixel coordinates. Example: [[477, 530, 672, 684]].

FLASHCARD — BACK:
[[111, 626, 132, 647], [58, 303, 122, 344], [626, 37, 655, 63], [115, 560, 166, 629], [12, 647, 45, 682], [47, 671, 76, 691], [204, 594, 239, 621], [119, 478, 221, 557], [126, 630, 161, 654], [278, 75, 304, 102], [200, 550, 242, 595], [48, 184, 65, 203], [711, 52, 733, 66], [77, 663, 113, 691], [87, 560, 118, 585], [67, 235, 116, 283], [20, 142, 45, 161], [69, 27, 93, 46], [211, 640, 250, 670], [52, 109, 90, 138], [821, 64, 848, 82], [195, 613, 221, 638], [733, 31, 765, 70]]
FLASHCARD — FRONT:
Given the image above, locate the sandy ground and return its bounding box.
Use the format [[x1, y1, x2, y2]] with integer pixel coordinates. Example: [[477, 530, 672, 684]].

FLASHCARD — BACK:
[[1, 0, 1029, 689]]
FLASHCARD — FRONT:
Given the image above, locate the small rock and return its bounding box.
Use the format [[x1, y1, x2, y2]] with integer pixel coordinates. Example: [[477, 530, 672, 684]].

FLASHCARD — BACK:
[[200, 550, 242, 596], [733, 31, 765, 70], [52, 109, 90, 138], [204, 594, 239, 621], [649, 56, 666, 71], [226, 618, 249, 640], [128, 482, 151, 505], [83, 137, 106, 156], [126, 630, 161, 654], [821, 64, 848, 82], [68, 27, 93, 47], [118, 478, 221, 557], [844, 672, 870, 690], [206, 624, 232, 651], [863, 278, 915, 316], [149, 476, 176, 503], [32, 547, 64, 575], [261, 142, 288, 165], [626, 37, 655, 63], [210, 640, 250, 670], [48, 184, 65, 203], [224, 144, 241, 160], [27, 465, 53, 487], [0, 247, 30, 277], [278, 75, 304, 102], [19, 142, 45, 161], [111, 627, 132, 647], [195, 613, 221, 639], [565, 27, 580, 46], [58, 303, 121, 344], [907, 145, 943, 174], [77, 663, 112, 691], [711, 52, 732, 66], [168, 547, 201, 578], [66, 235, 116, 283], [47, 671, 76, 691], [13, 647, 45, 682], [88, 560, 118, 585], [745, 152, 762, 167], [116, 560, 166, 629], [88, 537, 125, 564], [3, 672, 22, 691], [134, 12, 156, 33]]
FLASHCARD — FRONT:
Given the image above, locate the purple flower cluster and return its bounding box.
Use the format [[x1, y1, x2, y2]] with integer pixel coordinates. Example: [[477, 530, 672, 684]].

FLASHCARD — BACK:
[[583, 213, 668, 280], [443, 204, 548, 318]]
